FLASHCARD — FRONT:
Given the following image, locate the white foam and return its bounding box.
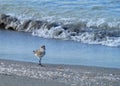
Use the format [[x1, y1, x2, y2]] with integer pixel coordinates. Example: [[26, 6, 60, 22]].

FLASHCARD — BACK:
[[32, 26, 70, 40], [101, 37, 120, 47], [32, 25, 120, 47], [17, 16, 120, 47]]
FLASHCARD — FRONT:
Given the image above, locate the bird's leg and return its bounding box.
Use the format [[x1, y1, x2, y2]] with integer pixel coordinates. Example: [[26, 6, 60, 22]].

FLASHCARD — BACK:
[[39, 58, 41, 65], [39, 58, 43, 66]]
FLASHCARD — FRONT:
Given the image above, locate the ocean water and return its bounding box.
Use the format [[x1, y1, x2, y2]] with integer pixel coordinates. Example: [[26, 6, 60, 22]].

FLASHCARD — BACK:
[[0, 30, 120, 68], [0, 0, 120, 20], [0, 0, 120, 46]]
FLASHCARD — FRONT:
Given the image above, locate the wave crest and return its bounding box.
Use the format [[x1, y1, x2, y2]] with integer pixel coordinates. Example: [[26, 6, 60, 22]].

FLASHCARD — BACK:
[[0, 14, 120, 47]]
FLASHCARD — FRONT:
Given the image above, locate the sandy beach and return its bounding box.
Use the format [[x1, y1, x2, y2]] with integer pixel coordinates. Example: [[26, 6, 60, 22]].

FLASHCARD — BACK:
[[0, 74, 69, 86], [0, 59, 120, 86], [0, 0, 120, 86]]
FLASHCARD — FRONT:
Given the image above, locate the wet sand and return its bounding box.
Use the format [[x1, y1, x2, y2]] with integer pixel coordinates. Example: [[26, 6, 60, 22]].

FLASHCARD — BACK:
[[0, 74, 69, 86], [0, 59, 120, 86]]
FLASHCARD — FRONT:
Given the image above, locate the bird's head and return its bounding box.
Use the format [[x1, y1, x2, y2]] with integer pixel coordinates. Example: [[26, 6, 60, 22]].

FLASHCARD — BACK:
[[41, 45, 46, 50], [33, 50, 35, 53]]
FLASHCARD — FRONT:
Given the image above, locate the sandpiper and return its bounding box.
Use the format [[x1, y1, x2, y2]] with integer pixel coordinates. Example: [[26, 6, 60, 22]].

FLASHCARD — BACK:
[[33, 45, 46, 66]]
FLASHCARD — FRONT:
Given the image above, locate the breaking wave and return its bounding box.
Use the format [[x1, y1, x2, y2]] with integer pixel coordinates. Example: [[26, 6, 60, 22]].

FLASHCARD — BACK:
[[0, 14, 120, 47]]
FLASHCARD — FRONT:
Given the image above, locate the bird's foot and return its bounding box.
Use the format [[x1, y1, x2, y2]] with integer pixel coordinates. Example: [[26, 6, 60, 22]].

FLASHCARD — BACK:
[[58, 66, 63, 69], [38, 63, 44, 67]]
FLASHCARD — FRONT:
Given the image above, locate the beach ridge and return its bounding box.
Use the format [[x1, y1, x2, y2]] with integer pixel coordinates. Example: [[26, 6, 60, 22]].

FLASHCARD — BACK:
[[0, 59, 120, 86]]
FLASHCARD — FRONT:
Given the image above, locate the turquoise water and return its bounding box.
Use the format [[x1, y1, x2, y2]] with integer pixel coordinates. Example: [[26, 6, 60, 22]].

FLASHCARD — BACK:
[[0, 30, 120, 68]]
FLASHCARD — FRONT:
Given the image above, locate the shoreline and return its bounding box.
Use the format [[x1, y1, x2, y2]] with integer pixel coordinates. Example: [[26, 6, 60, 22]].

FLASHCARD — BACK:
[[1, 58, 120, 70], [0, 59, 120, 86], [0, 29, 120, 69]]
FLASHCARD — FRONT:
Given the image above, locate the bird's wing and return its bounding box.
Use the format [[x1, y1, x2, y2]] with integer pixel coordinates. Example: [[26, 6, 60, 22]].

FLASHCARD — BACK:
[[37, 51, 43, 55]]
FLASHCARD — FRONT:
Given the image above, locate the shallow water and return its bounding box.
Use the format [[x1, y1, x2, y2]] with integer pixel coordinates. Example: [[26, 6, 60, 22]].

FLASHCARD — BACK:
[[0, 30, 120, 68]]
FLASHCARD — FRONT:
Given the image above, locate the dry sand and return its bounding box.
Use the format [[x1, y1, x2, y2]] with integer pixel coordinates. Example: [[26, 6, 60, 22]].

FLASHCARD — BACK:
[[0, 59, 120, 86]]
